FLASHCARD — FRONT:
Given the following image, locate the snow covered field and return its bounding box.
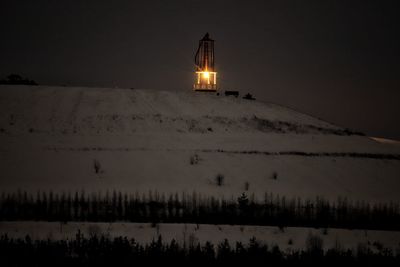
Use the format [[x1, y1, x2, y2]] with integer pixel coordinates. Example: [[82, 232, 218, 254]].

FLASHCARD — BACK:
[[1, 85, 400, 202], [1, 85, 400, 254], [1, 221, 399, 253]]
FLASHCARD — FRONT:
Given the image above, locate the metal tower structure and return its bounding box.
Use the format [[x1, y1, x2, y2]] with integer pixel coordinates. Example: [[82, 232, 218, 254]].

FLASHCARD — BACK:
[[193, 33, 217, 91]]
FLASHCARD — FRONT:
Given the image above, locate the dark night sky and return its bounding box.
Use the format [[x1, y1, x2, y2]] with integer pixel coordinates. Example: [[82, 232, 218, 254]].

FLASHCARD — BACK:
[[1, 0, 399, 139]]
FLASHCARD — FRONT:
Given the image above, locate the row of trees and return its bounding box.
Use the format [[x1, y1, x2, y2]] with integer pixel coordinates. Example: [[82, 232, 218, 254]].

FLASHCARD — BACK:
[[0, 74, 38, 85], [1, 190, 400, 230], [0, 233, 398, 263]]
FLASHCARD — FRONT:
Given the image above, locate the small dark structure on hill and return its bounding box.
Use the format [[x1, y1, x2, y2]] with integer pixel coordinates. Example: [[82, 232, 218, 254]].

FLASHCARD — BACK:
[[243, 93, 256, 100], [225, 90, 239, 97]]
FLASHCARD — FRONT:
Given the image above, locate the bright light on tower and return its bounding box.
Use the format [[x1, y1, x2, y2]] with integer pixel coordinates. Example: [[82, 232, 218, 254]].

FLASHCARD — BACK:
[[193, 33, 217, 92]]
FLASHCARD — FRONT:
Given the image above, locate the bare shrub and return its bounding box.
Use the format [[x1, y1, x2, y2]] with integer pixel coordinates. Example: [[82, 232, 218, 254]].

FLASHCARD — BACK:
[[94, 159, 101, 174], [215, 174, 224, 186], [322, 228, 328, 235], [190, 154, 200, 165]]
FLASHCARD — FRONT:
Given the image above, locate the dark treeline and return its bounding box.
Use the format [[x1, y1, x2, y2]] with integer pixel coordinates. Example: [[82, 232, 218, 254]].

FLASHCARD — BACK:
[[0, 233, 399, 264], [1, 190, 400, 231], [0, 74, 38, 85]]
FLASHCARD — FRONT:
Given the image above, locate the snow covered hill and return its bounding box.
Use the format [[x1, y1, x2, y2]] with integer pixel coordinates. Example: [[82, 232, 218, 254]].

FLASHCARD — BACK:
[[1, 85, 399, 202]]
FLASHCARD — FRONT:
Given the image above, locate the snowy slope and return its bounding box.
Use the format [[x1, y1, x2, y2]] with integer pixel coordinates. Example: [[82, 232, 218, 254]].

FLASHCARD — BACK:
[[0, 85, 399, 202]]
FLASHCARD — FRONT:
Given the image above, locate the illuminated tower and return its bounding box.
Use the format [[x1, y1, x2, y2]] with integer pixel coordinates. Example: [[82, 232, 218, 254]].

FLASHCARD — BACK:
[[193, 33, 217, 92]]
